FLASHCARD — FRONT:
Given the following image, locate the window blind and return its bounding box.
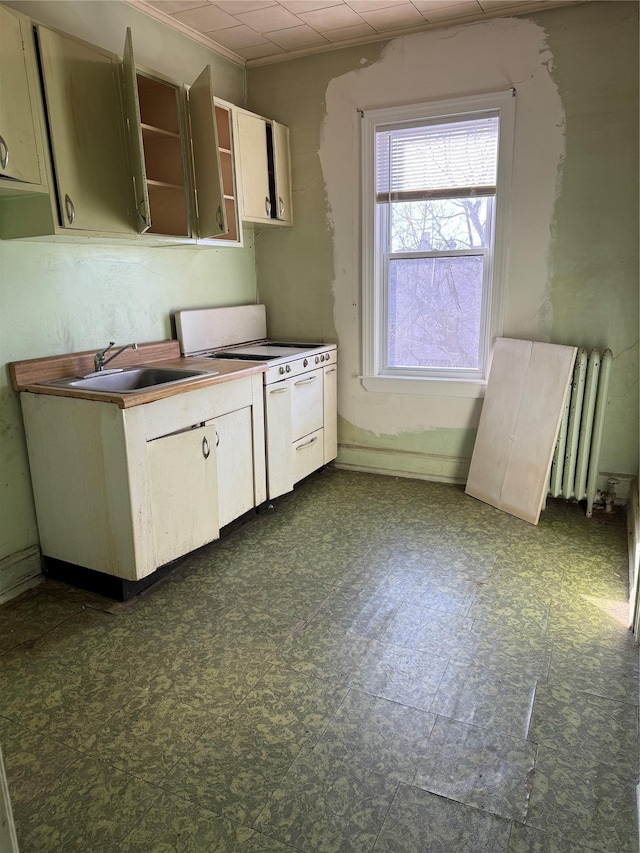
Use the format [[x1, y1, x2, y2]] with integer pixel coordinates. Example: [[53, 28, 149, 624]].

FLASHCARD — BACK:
[[376, 114, 499, 203]]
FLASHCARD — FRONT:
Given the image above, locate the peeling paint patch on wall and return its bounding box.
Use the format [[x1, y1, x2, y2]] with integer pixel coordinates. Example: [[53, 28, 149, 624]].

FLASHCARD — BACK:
[[321, 17, 565, 437]]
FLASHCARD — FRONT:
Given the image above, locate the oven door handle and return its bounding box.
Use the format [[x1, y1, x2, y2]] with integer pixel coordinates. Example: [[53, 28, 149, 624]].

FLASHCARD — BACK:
[[269, 386, 289, 394], [294, 376, 318, 387], [296, 436, 318, 451]]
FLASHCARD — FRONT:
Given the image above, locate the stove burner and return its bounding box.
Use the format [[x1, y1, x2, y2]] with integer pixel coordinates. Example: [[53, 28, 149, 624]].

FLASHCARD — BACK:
[[207, 353, 281, 361], [206, 342, 328, 361]]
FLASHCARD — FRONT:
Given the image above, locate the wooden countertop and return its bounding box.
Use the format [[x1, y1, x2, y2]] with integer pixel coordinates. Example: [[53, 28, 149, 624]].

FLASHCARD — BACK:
[[9, 341, 267, 409]]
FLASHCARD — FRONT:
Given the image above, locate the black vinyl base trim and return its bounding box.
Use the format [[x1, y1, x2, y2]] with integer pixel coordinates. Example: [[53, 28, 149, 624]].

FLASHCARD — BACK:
[[42, 507, 264, 602], [42, 556, 180, 602]]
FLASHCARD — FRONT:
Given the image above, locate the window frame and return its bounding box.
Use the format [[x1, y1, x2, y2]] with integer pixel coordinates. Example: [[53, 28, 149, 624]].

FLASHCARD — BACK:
[[361, 91, 516, 397]]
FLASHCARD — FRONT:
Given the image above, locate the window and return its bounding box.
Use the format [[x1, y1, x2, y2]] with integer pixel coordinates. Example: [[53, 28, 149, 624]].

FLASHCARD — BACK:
[[361, 92, 515, 396]]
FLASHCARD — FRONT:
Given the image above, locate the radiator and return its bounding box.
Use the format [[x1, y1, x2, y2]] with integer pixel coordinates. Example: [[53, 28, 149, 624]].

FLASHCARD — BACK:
[[548, 347, 613, 517]]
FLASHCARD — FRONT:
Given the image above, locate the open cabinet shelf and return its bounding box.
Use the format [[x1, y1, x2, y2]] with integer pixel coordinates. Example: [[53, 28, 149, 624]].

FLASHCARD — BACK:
[[136, 72, 189, 236], [213, 105, 239, 243], [141, 123, 180, 141]]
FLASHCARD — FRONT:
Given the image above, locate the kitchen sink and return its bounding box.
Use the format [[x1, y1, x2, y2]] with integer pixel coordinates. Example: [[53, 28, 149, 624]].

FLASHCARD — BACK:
[[41, 366, 215, 393]]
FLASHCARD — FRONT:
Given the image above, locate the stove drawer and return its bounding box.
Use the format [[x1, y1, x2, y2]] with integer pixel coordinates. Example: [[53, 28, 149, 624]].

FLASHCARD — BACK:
[[293, 428, 324, 485]]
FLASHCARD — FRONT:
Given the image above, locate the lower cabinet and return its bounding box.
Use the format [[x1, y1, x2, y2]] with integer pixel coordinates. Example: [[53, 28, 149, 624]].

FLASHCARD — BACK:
[[19, 374, 266, 585]]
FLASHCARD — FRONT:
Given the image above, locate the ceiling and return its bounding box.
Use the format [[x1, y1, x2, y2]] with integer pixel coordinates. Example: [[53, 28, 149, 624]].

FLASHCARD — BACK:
[[129, 0, 583, 66]]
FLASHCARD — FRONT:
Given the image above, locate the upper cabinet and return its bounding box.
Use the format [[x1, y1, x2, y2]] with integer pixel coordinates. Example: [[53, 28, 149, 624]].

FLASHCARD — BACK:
[[235, 109, 293, 227], [36, 26, 132, 234], [0, 8, 291, 244], [0, 21, 132, 238], [0, 6, 46, 190], [122, 29, 231, 242]]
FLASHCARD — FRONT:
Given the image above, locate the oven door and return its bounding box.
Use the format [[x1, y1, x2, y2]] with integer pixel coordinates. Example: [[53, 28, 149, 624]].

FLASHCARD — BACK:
[[291, 368, 323, 440]]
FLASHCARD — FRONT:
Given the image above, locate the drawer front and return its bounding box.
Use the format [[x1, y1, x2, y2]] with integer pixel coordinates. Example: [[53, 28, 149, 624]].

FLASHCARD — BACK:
[[290, 368, 323, 442], [138, 377, 253, 441], [293, 428, 324, 485]]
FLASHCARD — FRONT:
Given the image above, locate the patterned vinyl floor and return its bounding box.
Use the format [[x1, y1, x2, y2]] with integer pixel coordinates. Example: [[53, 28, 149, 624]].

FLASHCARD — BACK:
[[0, 468, 637, 852]]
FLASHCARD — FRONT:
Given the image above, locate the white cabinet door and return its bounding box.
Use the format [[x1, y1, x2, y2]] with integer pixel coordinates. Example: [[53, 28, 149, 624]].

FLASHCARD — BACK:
[[236, 111, 271, 222], [272, 120, 292, 225], [0, 6, 42, 186], [291, 368, 323, 442], [209, 407, 254, 528], [147, 424, 219, 567], [323, 363, 337, 464]]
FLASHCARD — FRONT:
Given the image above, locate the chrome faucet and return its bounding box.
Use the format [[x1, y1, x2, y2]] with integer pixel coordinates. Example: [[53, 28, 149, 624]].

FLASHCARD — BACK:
[[94, 341, 138, 372]]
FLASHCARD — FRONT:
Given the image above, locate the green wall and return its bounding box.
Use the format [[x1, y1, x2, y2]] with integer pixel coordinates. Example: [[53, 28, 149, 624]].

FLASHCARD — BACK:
[[543, 1, 639, 479], [0, 2, 257, 562], [248, 1, 639, 491]]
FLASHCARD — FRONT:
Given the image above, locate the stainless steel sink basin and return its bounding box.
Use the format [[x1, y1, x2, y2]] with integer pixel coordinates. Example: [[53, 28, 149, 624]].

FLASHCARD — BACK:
[[41, 366, 215, 393]]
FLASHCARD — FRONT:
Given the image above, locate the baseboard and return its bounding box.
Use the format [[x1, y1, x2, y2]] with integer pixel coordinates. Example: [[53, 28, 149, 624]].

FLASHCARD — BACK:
[[335, 443, 469, 485], [0, 545, 43, 605]]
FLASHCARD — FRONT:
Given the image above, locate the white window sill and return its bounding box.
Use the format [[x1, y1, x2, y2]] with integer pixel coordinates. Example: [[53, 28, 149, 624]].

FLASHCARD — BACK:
[[360, 374, 487, 398]]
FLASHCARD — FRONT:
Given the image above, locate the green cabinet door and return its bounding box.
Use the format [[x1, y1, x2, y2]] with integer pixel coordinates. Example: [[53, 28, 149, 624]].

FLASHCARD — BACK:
[[36, 25, 131, 233], [0, 6, 43, 186], [122, 28, 151, 233], [189, 66, 226, 239]]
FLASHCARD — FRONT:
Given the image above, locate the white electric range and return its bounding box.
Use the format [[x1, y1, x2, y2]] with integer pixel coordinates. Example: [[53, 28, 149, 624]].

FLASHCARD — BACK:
[[175, 305, 337, 499]]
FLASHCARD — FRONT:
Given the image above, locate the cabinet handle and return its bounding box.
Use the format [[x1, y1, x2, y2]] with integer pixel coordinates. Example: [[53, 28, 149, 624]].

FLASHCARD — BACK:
[[294, 375, 317, 387], [325, 368, 337, 375], [216, 206, 223, 229], [0, 135, 8, 171], [202, 436, 210, 459], [265, 196, 271, 217], [216, 430, 220, 447], [137, 197, 148, 227], [278, 196, 285, 218], [269, 386, 289, 394], [296, 435, 318, 451], [64, 194, 75, 225]]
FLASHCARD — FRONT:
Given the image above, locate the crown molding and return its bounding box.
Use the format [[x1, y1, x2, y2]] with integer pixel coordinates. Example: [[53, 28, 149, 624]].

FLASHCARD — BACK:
[[124, 0, 246, 67]]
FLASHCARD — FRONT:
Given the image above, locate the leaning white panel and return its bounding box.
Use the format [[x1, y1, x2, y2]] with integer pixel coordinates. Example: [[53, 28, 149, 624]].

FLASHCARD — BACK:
[[466, 337, 577, 525]]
